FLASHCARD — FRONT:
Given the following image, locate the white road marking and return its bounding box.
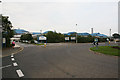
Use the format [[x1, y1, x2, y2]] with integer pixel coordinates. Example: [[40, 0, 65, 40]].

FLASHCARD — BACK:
[[0, 65, 12, 69], [11, 54, 14, 58], [11, 58, 15, 61], [13, 62, 18, 66], [16, 69, 24, 77]]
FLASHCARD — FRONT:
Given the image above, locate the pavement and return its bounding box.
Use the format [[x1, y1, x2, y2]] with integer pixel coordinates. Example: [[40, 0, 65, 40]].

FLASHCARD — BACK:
[[2, 44, 21, 58], [1, 42, 119, 79]]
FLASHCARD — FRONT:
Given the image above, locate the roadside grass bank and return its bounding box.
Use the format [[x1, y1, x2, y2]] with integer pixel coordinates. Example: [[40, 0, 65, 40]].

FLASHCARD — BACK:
[[90, 46, 120, 56], [34, 43, 44, 45]]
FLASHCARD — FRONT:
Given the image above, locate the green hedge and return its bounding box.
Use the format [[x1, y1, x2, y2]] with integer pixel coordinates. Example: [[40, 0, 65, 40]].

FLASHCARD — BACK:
[[77, 36, 94, 43], [46, 31, 65, 43]]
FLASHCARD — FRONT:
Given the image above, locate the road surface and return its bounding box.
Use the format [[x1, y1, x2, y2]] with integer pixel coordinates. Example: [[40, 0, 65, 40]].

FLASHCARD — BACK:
[[2, 42, 118, 78]]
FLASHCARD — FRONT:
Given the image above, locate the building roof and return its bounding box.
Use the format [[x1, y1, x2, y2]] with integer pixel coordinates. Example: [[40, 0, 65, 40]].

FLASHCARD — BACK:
[[14, 29, 28, 34], [67, 32, 76, 35], [43, 31, 53, 34], [32, 32, 41, 35], [78, 33, 90, 36], [91, 33, 107, 37]]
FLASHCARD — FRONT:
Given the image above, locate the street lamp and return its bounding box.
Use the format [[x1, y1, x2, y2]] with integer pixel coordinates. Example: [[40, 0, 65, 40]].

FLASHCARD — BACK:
[[40, 30, 42, 36], [110, 29, 111, 40], [76, 24, 77, 43]]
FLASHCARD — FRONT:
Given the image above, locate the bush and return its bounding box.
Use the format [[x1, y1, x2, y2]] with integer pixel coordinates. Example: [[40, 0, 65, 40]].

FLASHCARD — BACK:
[[77, 36, 94, 43], [20, 34, 33, 41], [77, 36, 107, 43], [46, 31, 64, 43], [98, 38, 107, 42]]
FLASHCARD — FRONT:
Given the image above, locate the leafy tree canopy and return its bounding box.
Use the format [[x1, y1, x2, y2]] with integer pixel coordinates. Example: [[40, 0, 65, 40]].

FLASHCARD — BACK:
[[2, 16, 14, 47], [20, 34, 33, 41], [113, 33, 120, 38], [45, 31, 64, 43]]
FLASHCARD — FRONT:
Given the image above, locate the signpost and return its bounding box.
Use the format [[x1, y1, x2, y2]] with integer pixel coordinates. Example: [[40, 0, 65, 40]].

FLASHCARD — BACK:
[[3, 38, 6, 47], [3, 38, 6, 43], [39, 36, 47, 40], [71, 37, 76, 40], [65, 37, 69, 41]]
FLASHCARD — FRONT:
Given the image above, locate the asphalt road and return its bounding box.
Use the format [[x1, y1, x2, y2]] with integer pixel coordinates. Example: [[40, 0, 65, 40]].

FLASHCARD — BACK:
[[2, 42, 118, 78]]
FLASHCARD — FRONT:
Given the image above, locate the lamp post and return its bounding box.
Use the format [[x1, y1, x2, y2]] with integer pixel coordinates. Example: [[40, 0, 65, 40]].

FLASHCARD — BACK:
[[40, 30, 42, 36], [109, 29, 111, 40], [76, 24, 77, 43]]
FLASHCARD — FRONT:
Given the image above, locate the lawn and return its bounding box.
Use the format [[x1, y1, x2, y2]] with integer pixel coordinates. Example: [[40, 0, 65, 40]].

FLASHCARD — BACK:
[[90, 46, 120, 56]]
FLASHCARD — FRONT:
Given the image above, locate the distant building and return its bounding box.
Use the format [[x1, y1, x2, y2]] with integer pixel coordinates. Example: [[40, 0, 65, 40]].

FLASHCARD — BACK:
[[78, 33, 90, 37], [91, 33, 108, 38], [11, 35, 21, 42], [14, 29, 29, 35], [31, 32, 41, 39], [64, 32, 107, 38], [67, 32, 77, 35], [11, 29, 29, 41], [65, 32, 90, 37]]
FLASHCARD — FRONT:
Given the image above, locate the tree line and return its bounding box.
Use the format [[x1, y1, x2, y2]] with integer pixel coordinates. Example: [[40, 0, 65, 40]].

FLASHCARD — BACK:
[[20, 31, 115, 43]]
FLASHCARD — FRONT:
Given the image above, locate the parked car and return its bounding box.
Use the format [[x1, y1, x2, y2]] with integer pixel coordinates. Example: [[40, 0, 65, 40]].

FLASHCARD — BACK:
[[34, 40, 38, 44], [115, 38, 120, 42]]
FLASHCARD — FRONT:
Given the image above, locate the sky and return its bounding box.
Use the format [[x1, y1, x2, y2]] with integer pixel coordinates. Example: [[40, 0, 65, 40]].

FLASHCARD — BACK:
[[1, 0, 119, 36]]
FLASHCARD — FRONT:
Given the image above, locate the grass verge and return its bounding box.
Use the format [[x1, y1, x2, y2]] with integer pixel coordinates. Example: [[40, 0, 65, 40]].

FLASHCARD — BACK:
[[90, 46, 120, 56], [34, 43, 44, 45]]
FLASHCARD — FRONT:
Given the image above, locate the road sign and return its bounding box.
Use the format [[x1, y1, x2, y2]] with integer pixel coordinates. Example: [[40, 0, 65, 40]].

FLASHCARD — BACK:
[[71, 37, 76, 40], [39, 36, 47, 40], [65, 37, 69, 40], [3, 38, 6, 43]]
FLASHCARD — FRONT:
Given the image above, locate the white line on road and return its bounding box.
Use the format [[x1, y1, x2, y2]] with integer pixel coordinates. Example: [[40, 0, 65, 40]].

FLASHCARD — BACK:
[[0, 65, 12, 69], [13, 62, 18, 66], [11, 54, 14, 58], [11, 58, 15, 61], [16, 69, 24, 77]]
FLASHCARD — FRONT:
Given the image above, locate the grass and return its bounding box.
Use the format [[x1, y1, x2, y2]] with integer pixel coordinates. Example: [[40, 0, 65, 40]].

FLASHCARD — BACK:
[[33, 43, 44, 45], [90, 46, 120, 56]]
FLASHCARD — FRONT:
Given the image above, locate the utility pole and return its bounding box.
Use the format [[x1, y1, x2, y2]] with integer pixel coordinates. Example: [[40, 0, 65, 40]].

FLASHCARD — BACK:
[[110, 29, 111, 39], [76, 24, 77, 43], [40, 30, 42, 36]]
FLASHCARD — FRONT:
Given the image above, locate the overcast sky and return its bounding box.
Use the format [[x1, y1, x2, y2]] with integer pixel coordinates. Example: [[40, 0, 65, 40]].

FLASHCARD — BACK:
[[2, 0, 119, 35]]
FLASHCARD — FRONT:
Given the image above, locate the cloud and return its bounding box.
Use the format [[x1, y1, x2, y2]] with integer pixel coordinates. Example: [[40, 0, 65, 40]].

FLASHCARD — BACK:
[[2, 2, 118, 35]]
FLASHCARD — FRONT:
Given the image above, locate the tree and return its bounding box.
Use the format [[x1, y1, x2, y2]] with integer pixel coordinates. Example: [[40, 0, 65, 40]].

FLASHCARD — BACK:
[[2, 16, 14, 47], [113, 33, 120, 38], [45, 31, 64, 43], [20, 34, 33, 41]]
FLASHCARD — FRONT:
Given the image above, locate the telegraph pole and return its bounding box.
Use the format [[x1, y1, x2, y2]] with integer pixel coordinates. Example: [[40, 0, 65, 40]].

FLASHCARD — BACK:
[[40, 30, 42, 36], [110, 29, 111, 40], [76, 24, 77, 43]]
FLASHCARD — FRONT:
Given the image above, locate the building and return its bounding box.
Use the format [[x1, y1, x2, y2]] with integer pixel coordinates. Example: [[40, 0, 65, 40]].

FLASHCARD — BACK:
[[91, 33, 108, 38], [65, 32, 90, 37], [11, 29, 29, 41], [31, 32, 41, 39], [67, 32, 77, 35], [64, 32, 107, 38], [14, 29, 29, 35], [78, 33, 90, 37]]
